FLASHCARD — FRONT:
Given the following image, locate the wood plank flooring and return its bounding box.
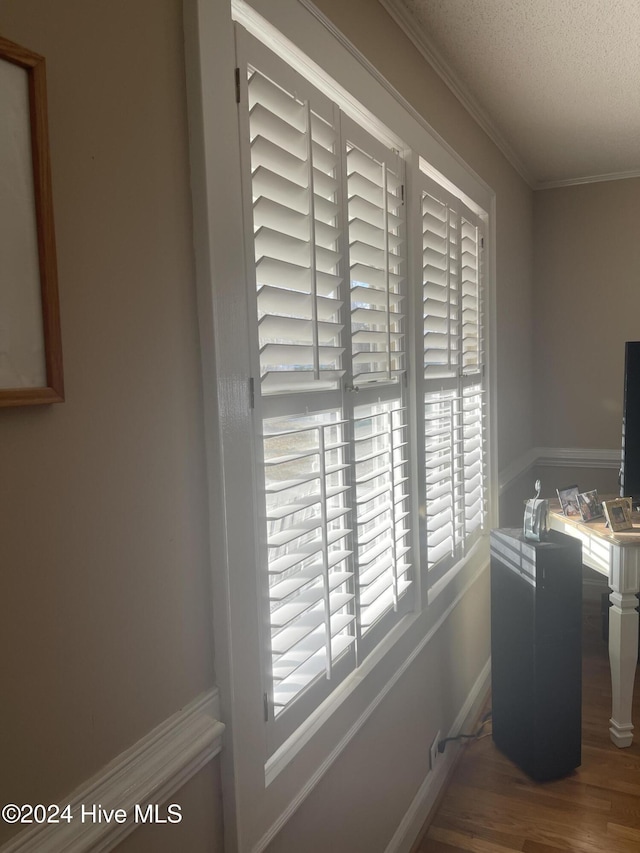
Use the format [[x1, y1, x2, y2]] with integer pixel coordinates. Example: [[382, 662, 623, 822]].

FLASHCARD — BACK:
[[415, 590, 640, 853]]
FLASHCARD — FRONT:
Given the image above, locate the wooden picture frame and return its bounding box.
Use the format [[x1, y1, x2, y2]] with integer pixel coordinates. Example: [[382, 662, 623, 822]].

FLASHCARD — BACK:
[[0, 36, 63, 407], [603, 497, 634, 532]]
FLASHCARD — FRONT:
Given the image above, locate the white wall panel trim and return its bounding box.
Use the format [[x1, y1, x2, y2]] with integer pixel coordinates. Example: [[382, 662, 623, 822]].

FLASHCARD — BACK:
[[0, 689, 224, 853], [384, 658, 491, 853], [536, 446, 620, 469], [499, 446, 620, 496]]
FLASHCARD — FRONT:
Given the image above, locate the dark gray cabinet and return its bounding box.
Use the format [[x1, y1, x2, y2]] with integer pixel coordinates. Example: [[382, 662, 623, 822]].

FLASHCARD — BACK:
[[490, 528, 582, 781]]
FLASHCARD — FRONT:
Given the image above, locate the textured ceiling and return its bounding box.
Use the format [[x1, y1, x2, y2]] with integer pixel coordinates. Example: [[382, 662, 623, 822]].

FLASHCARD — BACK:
[[390, 0, 640, 187]]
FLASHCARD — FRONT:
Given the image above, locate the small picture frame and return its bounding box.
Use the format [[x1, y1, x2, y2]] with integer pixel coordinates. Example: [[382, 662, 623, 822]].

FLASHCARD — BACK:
[[556, 484, 580, 517], [603, 498, 634, 532], [576, 490, 604, 522]]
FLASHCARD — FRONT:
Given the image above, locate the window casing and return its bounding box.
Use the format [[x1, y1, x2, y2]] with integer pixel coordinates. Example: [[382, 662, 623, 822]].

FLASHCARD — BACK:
[[236, 27, 488, 752], [185, 1, 496, 847]]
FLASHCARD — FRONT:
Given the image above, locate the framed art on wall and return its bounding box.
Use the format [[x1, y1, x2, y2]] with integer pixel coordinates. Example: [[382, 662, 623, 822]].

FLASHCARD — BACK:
[[0, 35, 63, 407]]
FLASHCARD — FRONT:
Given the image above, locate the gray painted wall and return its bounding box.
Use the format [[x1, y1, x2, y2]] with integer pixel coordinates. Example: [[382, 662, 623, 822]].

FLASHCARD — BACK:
[[0, 0, 537, 850]]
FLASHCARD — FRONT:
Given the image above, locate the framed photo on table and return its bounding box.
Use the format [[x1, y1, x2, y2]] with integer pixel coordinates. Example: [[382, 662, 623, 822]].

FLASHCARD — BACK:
[[556, 484, 580, 517], [0, 36, 63, 407], [603, 498, 634, 532], [576, 490, 604, 522]]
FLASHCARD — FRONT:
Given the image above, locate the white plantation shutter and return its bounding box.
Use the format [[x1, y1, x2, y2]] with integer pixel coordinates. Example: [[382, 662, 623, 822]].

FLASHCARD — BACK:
[[342, 117, 413, 655], [423, 387, 463, 577], [345, 123, 405, 386], [422, 191, 459, 379], [240, 40, 356, 745], [462, 384, 485, 536], [237, 32, 414, 746], [353, 398, 412, 650], [263, 410, 355, 716], [461, 215, 480, 373], [247, 63, 345, 395], [420, 172, 486, 589]]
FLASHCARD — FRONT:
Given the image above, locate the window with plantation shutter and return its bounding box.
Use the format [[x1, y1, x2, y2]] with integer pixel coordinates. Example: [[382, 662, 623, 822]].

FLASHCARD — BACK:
[[420, 171, 487, 590], [190, 0, 495, 838], [237, 31, 415, 747]]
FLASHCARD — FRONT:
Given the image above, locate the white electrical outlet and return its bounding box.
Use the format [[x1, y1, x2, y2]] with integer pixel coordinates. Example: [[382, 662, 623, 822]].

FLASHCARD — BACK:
[[429, 730, 441, 770]]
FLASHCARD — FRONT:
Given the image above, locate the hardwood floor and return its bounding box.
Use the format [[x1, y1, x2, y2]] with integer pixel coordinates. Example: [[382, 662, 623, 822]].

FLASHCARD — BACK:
[[415, 589, 640, 853]]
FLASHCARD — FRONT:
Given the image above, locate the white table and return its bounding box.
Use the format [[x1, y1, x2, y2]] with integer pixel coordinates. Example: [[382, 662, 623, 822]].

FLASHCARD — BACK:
[[549, 501, 640, 747]]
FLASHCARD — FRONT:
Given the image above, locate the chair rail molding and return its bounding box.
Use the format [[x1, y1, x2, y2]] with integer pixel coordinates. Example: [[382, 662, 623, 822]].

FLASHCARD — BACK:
[[499, 447, 620, 496], [536, 447, 620, 469], [0, 689, 224, 853]]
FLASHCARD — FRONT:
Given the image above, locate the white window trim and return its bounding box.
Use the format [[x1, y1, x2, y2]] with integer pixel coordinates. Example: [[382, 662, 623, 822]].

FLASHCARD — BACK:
[[183, 2, 498, 851]]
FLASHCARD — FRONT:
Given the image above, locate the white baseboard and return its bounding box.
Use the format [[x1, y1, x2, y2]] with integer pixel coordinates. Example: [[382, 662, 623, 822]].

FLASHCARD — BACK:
[[0, 689, 224, 853], [384, 658, 491, 853]]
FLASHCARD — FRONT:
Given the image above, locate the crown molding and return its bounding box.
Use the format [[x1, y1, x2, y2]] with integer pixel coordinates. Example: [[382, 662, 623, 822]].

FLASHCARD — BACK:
[[536, 168, 640, 191], [293, 0, 494, 204], [378, 0, 535, 189], [378, 1, 640, 193]]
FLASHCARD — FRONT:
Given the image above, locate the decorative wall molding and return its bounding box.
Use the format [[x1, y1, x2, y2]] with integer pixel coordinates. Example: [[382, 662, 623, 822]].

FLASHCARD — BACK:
[[384, 658, 491, 853], [536, 446, 620, 470], [1, 689, 224, 853], [378, 0, 640, 192], [377, 0, 534, 188], [499, 446, 620, 496], [537, 168, 640, 191]]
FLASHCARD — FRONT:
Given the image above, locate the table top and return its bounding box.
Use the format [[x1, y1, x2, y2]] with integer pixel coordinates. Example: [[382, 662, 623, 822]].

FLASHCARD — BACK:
[[549, 498, 640, 547]]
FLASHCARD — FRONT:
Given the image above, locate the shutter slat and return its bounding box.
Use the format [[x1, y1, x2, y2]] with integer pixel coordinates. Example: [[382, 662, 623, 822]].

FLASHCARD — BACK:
[[351, 284, 403, 309], [261, 370, 344, 394], [251, 135, 307, 187], [259, 315, 342, 346], [252, 165, 308, 213], [272, 634, 355, 706], [351, 263, 402, 291], [256, 255, 310, 292], [258, 285, 341, 322], [270, 586, 326, 628], [272, 610, 327, 655], [249, 102, 306, 158], [248, 69, 305, 127]]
